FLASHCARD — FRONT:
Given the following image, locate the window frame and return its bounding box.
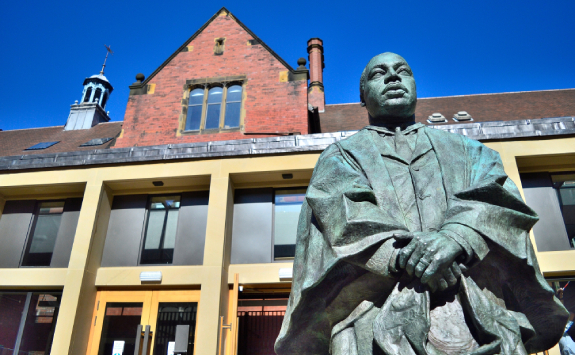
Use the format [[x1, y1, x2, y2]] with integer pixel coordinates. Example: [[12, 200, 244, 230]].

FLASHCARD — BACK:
[[271, 187, 307, 261], [0, 290, 62, 354], [83, 87, 92, 103], [551, 172, 575, 249], [138, 194, 182, 266], [180, 79, 246, 135], [20, 200, 66, 268]]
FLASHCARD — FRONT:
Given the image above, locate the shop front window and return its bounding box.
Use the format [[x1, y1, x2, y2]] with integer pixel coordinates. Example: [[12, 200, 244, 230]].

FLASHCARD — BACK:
[[0, 291, 61, 355]]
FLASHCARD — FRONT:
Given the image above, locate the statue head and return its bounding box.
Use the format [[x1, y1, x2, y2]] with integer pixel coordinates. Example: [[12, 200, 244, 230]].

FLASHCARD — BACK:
[[360, 52, 417, 125]]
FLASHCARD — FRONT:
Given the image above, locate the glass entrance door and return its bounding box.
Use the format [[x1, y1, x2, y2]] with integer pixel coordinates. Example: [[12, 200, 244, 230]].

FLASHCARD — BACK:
[[148, 291, 198, 355], [86, 290, 199, 355]]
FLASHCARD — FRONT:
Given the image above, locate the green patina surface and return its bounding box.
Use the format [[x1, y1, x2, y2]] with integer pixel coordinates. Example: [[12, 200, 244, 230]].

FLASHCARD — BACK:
[[275, 53, 569, 355]]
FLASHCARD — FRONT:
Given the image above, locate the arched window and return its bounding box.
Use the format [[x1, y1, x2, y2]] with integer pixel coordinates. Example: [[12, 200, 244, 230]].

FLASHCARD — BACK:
[[101, 92, 108, 108], [94, 88, 102, 105], [83, 87, 92, 103], [205, 87, 223, 129], [224, 85, 242, 128], [185, 88, 205, 131]]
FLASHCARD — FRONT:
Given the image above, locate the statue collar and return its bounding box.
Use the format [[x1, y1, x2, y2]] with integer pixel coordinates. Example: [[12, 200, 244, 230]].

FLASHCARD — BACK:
[[365, 122, 425, 135]]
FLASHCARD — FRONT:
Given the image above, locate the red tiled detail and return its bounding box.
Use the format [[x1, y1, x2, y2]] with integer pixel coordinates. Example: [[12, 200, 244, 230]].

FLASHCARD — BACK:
[[115, 15, 308, 148], [320, 89, 575, 133]]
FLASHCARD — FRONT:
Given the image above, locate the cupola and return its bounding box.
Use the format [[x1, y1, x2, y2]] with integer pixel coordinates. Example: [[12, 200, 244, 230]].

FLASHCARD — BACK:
[[80, 73, 113, 108], [64, 46, 114, 130]]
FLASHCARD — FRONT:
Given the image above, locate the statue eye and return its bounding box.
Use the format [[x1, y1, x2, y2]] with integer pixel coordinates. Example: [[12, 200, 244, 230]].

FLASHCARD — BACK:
[[371, 70, 385, 79], [398, 68, 411, 75]]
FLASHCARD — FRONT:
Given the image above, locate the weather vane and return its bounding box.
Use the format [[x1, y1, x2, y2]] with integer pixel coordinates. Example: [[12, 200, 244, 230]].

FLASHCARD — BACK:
[[100, 45, 114, 75]]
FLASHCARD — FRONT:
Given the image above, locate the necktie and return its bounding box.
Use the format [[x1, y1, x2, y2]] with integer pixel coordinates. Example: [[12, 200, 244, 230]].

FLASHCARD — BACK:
[[395, 126, 412, 161]]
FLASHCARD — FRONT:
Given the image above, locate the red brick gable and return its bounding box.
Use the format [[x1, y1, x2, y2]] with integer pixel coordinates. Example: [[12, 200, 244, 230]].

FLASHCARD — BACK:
[[115, 9, 309, 148]]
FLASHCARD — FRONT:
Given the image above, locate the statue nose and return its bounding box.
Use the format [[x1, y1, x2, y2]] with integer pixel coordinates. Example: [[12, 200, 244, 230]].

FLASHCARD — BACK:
[[385, 71, 401, 84]]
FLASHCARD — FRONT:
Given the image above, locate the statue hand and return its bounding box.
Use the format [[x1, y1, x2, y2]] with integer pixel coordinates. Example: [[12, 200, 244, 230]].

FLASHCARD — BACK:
[[395, 232, 464, 291], [432, 262, 463, 292]]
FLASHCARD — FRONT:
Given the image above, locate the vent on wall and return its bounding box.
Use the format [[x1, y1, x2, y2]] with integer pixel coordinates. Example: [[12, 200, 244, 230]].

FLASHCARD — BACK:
[[214, 38, 225, 55]]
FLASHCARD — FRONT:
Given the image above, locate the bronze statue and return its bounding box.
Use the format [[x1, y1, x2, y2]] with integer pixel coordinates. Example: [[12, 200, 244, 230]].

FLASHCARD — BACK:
[[275, 53, 569, 355]]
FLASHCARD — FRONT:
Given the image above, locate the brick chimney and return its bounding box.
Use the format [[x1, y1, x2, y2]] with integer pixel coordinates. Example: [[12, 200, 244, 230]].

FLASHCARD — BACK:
[[307, 38, 325, 112]]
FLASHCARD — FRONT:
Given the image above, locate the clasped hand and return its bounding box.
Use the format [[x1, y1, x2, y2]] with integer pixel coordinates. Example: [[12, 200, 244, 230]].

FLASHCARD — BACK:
[[394, 231, 464, 292]]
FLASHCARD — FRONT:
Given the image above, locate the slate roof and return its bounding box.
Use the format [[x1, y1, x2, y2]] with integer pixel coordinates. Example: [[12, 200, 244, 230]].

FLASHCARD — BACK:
[[320, 89, 575, 133], [1, 88, 573, 160], [0, 117, 573, 171], [0, 122, 123, 157]]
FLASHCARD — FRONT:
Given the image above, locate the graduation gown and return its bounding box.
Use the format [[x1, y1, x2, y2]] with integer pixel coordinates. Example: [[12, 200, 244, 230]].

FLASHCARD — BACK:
[[275, 127, 568, 355]]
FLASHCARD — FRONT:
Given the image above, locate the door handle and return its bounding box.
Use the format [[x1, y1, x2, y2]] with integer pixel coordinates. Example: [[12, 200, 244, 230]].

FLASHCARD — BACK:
[[134, 325, 153, 355], [218, 316, 233, 355], [134, 325, 142, 355]]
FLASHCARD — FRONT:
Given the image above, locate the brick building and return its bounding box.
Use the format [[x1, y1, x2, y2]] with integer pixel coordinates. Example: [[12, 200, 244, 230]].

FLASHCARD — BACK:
[[0, 7, 574, 355]]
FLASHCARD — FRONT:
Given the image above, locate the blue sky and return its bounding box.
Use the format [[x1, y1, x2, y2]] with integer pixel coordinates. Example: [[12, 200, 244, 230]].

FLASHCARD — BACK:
[[1, 0, 573, 131]]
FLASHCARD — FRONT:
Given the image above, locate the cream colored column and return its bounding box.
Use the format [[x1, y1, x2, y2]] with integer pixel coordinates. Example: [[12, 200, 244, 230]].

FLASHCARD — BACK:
[[196, 170, 234, 355], [488, 142, 542, 254], [0, 194, 6, 217], [49, 179, 114, 355]]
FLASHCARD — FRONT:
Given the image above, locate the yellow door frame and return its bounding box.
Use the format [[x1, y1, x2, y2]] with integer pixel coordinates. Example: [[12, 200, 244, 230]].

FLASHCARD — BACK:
[[86, 290, 200, 355]]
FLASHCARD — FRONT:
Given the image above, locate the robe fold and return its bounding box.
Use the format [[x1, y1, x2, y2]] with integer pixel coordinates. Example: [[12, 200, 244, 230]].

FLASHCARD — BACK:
[[275, 127, 568, 355]]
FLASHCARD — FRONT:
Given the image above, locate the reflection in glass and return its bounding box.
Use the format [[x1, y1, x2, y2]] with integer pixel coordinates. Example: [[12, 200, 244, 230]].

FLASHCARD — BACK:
[[205, 87, 223, 129], [186, 88, 204, 131], [0, 292, 61, 355], [153, 302, 198, 355], [224, 85, 242, 129], [237, 297, 287, 355], [0, 293, 27, 353], [274, 189, 306, 259], [22, 201, 65, 267], [553, 174, 575, 248], [19, 293, 61, 354], [141, 196, 181, 264], [549, 279, 575, 354], [98, 302, 143, 355]]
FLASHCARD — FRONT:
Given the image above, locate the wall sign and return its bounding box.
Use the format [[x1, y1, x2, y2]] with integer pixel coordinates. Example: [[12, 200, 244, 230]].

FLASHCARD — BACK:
[[112, 340, 125, 355]]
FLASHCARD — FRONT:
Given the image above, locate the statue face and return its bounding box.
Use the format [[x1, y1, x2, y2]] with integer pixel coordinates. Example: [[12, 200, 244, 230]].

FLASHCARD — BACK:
[[362, 53, 417, 123]]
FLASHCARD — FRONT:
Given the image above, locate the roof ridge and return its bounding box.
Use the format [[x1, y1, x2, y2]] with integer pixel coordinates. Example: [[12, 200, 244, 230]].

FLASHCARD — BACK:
[[418, 88, 575, 100], [1, 121, 123, 133], [0, 125, 64, 132], [97, 121, 123, 125], [325, 102, 361, 106], [140, 7, 296, 86], [324, 88, 575, 107]]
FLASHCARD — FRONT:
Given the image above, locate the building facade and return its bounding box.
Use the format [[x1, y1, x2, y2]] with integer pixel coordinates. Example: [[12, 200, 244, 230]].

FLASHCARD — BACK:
[[0, 7, 574, 355]]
